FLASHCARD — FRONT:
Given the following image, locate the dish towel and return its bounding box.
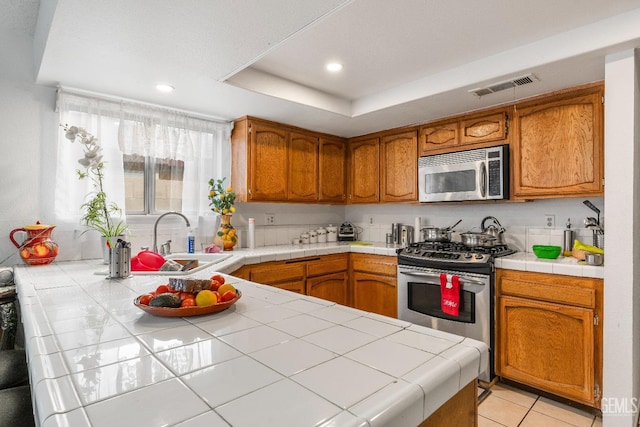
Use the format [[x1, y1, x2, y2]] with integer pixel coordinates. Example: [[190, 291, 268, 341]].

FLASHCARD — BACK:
[[440, 273, 460, 316]]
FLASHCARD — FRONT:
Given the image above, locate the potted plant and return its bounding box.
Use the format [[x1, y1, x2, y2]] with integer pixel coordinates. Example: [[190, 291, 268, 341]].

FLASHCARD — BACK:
[[63, 125, 128, 259], [208, 177, 237, 250]]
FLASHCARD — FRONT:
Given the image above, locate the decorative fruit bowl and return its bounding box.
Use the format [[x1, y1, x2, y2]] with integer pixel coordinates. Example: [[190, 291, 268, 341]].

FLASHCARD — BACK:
[[134, 290, 241, 317], [532, 245, 562, 259]]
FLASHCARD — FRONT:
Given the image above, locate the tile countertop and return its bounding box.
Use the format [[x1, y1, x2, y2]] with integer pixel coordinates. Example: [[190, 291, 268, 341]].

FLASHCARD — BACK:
[[208, 241, 603, 279], [14, 251, 487, 427], [495, 251, 604, 279]]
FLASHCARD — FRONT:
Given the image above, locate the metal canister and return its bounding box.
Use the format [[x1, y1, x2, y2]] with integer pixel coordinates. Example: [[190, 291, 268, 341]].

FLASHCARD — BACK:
[[109, 240, 131, 279], [563, 229, 574, 254]]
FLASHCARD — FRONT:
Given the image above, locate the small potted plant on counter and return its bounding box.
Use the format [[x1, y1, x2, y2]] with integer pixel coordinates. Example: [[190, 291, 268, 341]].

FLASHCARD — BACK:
[[208, 177, 237, 251], [63, 124, 128, 261]]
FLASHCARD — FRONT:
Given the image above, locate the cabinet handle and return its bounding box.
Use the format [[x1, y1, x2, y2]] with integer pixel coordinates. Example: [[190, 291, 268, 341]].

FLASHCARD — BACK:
[[286, 257, 321, 264]]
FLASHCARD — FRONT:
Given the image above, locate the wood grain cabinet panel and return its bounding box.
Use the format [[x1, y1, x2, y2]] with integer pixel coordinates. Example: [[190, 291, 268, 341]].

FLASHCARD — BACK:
[[351, 272, 397, 318], [380, 131, 418, 202], [288, 132, 319, 201], [250, 122, 289, 201], [350, 254, 397, 318], [460, 112, 507, 145], [319, 137, 346, 203], [307, 272, 349, 306], [512, 85, 604, 198], [231, 116, 343, 204], [496, 269, 602, 408], [348, 138, 380, 203], [419, 120, 459, 155]]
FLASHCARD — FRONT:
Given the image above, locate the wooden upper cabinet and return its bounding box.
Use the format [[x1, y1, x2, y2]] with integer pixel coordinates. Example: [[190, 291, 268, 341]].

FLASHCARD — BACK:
[[349, 138, 380, 203], [460, 111, 507, 145], [512, 85, 604, 199], [380, 130, 418, 202], [288, 132, 319, 202], [419, 120, 459, 155], [249, 122, 289, 201], [319, 137, 346, 203]]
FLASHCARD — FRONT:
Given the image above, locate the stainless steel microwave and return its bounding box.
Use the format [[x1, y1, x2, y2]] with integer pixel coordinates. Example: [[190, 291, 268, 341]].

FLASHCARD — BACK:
[[418, 144, 509, 202]]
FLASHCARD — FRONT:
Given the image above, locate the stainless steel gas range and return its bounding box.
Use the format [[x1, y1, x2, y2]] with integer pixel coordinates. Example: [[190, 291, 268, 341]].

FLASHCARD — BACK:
[[396, 241, 516, 382]]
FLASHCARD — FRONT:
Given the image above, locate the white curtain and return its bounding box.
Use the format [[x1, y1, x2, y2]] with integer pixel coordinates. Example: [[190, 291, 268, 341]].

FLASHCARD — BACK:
[[54, 89, 232, 228]]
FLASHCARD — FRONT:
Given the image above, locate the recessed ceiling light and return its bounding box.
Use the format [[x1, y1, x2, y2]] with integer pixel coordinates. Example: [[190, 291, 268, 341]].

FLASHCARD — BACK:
[[326, 62, 343, 72], [155, 83, 175, 93]]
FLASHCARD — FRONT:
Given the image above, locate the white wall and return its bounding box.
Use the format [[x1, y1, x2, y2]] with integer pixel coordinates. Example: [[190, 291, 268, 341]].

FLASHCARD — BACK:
[[602, 49, 640, 426], [0, 30, 57, 267]]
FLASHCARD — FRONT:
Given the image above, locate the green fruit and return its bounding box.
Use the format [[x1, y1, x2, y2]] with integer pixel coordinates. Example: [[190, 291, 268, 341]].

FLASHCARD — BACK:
[[149, 292, 181, 308]]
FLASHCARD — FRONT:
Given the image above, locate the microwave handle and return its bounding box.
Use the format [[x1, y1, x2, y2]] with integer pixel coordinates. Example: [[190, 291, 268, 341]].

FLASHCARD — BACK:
[[479, 162, 487, 198]]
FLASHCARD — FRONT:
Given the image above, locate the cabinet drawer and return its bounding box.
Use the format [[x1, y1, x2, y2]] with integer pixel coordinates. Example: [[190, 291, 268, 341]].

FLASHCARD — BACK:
[[497, 269, 599, 309], [307, 255, 348, 277], [250, 264, 305, 284], [350, 254, 397, 276]]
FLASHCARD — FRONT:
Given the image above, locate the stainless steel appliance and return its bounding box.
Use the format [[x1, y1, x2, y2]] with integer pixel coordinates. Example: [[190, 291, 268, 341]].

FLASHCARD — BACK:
[[397, 240, 516, 382], [418, 144, 509, 202]]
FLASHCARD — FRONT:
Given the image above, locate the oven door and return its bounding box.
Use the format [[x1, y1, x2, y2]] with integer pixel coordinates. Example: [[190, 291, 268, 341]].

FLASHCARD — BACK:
[[418, 160, 486, 202], [397, 267, 490, 345]]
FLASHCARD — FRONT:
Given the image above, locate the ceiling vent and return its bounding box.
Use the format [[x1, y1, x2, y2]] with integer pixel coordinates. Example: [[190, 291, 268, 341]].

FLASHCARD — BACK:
[[469, 73, 539, 97]]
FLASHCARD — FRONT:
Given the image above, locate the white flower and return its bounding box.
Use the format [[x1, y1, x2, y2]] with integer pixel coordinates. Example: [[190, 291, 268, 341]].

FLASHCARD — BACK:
[[65, 126, 79, 141]]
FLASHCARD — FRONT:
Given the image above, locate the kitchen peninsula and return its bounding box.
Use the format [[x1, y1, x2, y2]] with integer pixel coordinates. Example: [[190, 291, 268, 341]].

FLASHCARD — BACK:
[[15, 247, 487, 427]]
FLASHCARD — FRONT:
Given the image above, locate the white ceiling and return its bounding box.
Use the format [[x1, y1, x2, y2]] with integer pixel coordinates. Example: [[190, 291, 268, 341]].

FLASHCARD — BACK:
[[4, 0, 640, 137]]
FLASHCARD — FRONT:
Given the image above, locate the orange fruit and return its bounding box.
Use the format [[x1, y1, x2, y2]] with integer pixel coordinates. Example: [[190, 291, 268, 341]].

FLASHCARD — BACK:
[[33, 244, 49, 257], [195, 290, 217, 307], [20, 249, 30, 259], [217, 283, 236, 295]]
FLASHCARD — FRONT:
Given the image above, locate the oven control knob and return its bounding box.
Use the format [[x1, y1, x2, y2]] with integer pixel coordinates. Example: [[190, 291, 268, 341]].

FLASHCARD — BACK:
[[464, 253, 472, 259], [414, 248, 421, 254], [475, 254, 484, 260]]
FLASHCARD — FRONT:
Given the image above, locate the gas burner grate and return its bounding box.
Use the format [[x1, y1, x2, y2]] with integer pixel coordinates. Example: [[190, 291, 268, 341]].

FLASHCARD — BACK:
[[409, 241, 516, 257]]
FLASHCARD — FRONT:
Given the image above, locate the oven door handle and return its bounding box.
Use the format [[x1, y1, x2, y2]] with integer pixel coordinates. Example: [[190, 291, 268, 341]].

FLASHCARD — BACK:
[[399, 271, 487, 287]]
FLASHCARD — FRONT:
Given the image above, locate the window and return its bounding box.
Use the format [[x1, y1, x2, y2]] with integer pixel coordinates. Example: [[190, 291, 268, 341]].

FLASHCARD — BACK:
[[54, 89, 232, 227], [123, 152, 185, 214]]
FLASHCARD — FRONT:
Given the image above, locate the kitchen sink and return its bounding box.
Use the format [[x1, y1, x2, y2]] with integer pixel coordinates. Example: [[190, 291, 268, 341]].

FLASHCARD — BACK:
[[96, 252, 233, 276], [138, 252, 233, 275]]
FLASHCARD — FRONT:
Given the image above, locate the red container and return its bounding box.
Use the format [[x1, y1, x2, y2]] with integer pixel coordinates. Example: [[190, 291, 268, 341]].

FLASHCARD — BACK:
[[9, 222, 59, 266]]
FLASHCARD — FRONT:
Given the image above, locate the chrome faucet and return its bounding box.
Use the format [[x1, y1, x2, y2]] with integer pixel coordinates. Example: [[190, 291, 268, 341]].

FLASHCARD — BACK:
[[152, 212, 191, 254]]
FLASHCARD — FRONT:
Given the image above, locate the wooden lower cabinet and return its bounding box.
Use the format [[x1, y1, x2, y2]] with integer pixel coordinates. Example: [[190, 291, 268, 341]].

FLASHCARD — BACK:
[[496, 269, 603, 408], [350, 253, 397, 318], [230, 253, 398, 318], [239, 263, 306, 294], [307, 272, 348, 306], [230, 254, 348, 302]]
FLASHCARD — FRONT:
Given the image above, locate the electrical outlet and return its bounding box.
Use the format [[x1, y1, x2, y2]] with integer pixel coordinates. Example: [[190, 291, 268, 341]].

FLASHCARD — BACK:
[[544, 214, 555, 229], [265, 213, 275, 225], [368, 216, 374, 226]]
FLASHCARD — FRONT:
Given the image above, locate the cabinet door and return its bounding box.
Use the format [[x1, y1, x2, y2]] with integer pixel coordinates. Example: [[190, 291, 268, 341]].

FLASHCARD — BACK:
[[349, 138, 380, 203], [497, 295, 596, 406], [460, 112, 507, 145], [419, 120, 459, 155], [270, 280, 306, 294], [380, 131, 418, 202], [249, 264, 305, 286], [249, 122, 289, 201], [307, 272, 349, 306], [352, 271, 397, 318], [288, 132, 319, 201], [319, 137, 346, 203], [513, 89, 604, 198]]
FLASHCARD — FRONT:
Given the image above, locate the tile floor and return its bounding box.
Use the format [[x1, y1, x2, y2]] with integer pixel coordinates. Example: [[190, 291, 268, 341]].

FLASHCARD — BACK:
[[479, 382, 602, 427]]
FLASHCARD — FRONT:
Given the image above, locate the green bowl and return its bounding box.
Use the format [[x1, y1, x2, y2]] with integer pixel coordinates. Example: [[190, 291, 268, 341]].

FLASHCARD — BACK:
[[532, 245, 562, 259]]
